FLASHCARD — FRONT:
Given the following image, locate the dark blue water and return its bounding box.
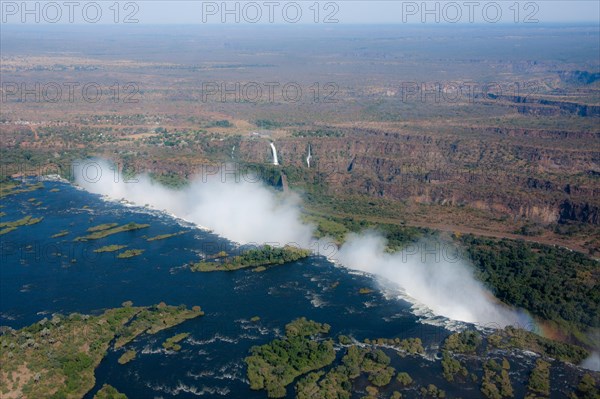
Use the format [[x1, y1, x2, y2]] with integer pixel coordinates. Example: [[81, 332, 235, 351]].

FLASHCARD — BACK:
[[0, 181, 588, 398]]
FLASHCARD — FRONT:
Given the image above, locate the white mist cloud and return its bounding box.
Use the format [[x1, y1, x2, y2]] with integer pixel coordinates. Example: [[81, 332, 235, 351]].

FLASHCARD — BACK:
[[336, 232, 526, 327], [582, 352, 600, 372], [74, 158, 525, 327], [73, 159, 314, 246]]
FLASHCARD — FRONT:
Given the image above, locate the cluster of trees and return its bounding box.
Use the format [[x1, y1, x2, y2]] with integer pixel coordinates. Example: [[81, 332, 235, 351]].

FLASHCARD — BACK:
[[149, 172, 188, 188], [353, 348, 396, 387], [419, 384, 446, 398], [292, 129, 344, 138], [249, 318, 432, 399], [363, 337, 424, 355], [308, 212, 428, 250], [462, 235, 599, 337], [285, 318, 331, 338], [525, 359, 550, 398], [441, 351, 468, 383], [570, 374, 600, 399], [255, 119, 285, 129], [246, 318, 336, 398], [488, 326, 588, 364], [254, 318, 456, 399], [231, 245, 311, 267], [443, 331, 482, 354], [441, 328, 594, 398], [396, 372, 413, 387], [481, 358, 514, 399], [144, 127, 209, 148], [192, 245, 311, 272], [58, 352, 95, 394], [247, 316, 597, 399], [296, 345, 400, 399], [208, 120, 232, 128], [382, 224, 429, 250]]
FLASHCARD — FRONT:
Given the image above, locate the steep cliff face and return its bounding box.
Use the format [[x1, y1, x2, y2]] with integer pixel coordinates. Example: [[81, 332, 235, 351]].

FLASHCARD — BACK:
[[476, 127, 600, 141], [234, 128, 600, 226], [558, 70, 600, 85], [492, 96, 600, 117], [559, 200, 600, 225]]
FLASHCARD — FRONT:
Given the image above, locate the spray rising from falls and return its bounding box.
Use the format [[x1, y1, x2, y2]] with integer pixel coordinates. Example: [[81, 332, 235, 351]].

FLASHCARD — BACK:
[[75, 159, 527, 329], [336, 232, 529, 327], [270, 142, 279, 166], [74, 159, 311, 246], [582, 352, 600, 372]]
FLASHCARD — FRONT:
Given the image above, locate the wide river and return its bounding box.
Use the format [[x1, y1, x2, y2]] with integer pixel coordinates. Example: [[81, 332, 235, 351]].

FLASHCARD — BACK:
[[0, 180, 582, 398]]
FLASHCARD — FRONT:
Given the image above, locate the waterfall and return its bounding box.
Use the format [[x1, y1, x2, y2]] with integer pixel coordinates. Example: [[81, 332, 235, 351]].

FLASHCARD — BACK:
[[270, 142, 279, 165], [306, 144, 312, 168], [231, 146, 235, 159]]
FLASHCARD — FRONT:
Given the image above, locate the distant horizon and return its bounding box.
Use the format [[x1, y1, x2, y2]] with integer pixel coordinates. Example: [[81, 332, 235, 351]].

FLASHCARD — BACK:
[[1, 1, 598, 25], [2, 21, 599, 27]]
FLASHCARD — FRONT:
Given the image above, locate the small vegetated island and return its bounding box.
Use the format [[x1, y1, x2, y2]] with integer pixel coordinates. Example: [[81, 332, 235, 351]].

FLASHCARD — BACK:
[[0, 302, 204, 399], [190, 245, 311, 272], [51, 230, 69, 238], [0, 181, 44, 199], [0, 215, 43, 235], [162, 332, 189, 351], [93, 384, 127, 399], [74, 222, 149, 241], [87, 223, 119, 232], [146, 230, 187, 241], [94, 245, 128, 253], [93, 246, 144, 259], [246, 318, 336, 398], [116, 249, 144, 259], [117, 350, 136, 365]]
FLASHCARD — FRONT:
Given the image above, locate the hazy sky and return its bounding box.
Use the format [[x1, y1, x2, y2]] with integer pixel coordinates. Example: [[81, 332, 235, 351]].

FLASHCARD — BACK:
[[1, 1, 599, 24]]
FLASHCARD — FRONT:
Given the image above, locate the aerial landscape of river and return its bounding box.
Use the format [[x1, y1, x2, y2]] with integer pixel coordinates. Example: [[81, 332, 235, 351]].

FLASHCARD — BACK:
[[1, 11, 599, 397], [1, 178, 592, 398]]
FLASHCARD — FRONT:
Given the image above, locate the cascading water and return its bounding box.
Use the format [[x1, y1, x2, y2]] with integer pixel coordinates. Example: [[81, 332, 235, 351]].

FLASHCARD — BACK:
[[270, 142, 279, 165], [306, 144, 312, 168]]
